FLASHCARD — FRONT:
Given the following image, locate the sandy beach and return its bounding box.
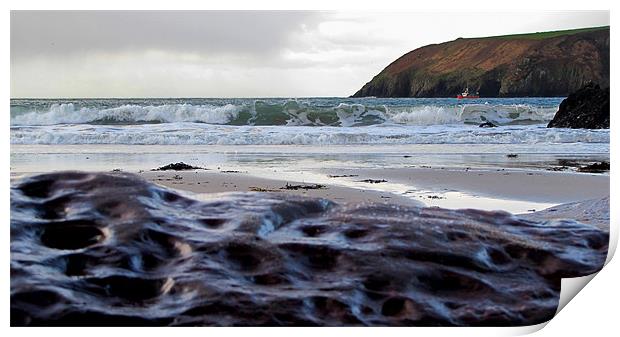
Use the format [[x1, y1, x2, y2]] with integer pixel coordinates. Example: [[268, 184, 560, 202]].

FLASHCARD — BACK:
[[320, 167, 610, 203], [138, 169, 422, 206], [11, 154, 610, 215], [131, 165, 610, 216], [10, 142, 610, 215]]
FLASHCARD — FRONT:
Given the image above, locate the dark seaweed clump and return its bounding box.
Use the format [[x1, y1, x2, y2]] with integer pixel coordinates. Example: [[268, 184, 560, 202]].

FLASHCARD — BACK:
[[152, 162, 205, 171], [577, 161, 610, 173], [281, 183, 326, 190]]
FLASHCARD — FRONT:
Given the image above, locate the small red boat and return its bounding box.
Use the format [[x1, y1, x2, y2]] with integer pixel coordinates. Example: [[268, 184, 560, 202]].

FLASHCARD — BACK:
[[457, 87, 480, 99]]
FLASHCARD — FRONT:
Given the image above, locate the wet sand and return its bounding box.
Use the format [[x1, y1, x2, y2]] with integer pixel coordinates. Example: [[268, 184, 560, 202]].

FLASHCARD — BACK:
[[320, 167, 610, 204], [138, 170, 421, 206], [133, 167, 610, 215], [11, 143, 610, 213], [11, 157, 609, 215]]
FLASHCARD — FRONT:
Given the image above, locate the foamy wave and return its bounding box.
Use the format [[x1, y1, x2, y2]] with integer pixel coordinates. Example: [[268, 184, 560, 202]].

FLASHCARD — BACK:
[[10, 103, 242, 125], [386, 104, 556, 126], [11, 101, 557, 127], [10, 124, 609, 146], [388, 106, 461, 125]]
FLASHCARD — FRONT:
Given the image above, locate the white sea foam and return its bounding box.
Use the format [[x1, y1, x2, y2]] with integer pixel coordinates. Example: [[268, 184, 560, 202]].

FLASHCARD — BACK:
[[10, 101, 557, 127], [388, 106, 461, 125], [10, 103, 242, 126], [10, 123, 609, 146], [386, 104, 556, 126], [12, 98, 595, 147]]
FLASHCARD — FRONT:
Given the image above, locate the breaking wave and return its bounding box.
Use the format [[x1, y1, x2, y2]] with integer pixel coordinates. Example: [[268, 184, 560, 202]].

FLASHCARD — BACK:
[[10, 103, 243, 126], [10, 123, 609, 145], [11, 97, 581, 146], [10, 100, 557, 127]]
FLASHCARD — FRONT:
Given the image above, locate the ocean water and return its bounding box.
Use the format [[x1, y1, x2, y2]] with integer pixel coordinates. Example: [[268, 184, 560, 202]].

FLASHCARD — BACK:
[[9, 97, 610, 147], [10, 99, 611, 326], [10, 97, 609, 212]]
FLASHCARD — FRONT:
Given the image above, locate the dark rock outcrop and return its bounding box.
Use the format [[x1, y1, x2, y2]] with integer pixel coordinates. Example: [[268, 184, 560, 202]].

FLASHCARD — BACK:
[[577, 161, 610, 173], [479, 122, 497, 128], [11, 172, 608, 326], [353, 27, 609, 98], [547, 83, 610, 129], [152, 162, 206, 171]]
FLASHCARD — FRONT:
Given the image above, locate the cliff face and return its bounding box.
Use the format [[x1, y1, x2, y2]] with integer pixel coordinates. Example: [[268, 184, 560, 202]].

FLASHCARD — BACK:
[[352, 27, 609, 98]]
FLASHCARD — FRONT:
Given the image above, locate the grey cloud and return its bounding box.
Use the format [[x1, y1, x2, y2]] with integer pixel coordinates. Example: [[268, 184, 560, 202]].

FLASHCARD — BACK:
[[10, 10, 610, 98], [11, 10, 321, 60]]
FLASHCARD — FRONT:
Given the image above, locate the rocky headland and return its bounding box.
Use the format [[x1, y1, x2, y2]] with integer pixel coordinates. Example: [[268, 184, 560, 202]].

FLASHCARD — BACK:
[[353, 27, 609, 98]]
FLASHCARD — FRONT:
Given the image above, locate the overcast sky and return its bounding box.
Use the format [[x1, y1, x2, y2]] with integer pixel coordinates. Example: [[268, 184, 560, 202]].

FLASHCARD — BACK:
[[11, 10, 609, 98]]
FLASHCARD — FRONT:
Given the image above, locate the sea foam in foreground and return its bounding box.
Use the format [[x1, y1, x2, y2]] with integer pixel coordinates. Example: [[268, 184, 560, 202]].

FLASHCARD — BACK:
[[11, 172, 608, 326]]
